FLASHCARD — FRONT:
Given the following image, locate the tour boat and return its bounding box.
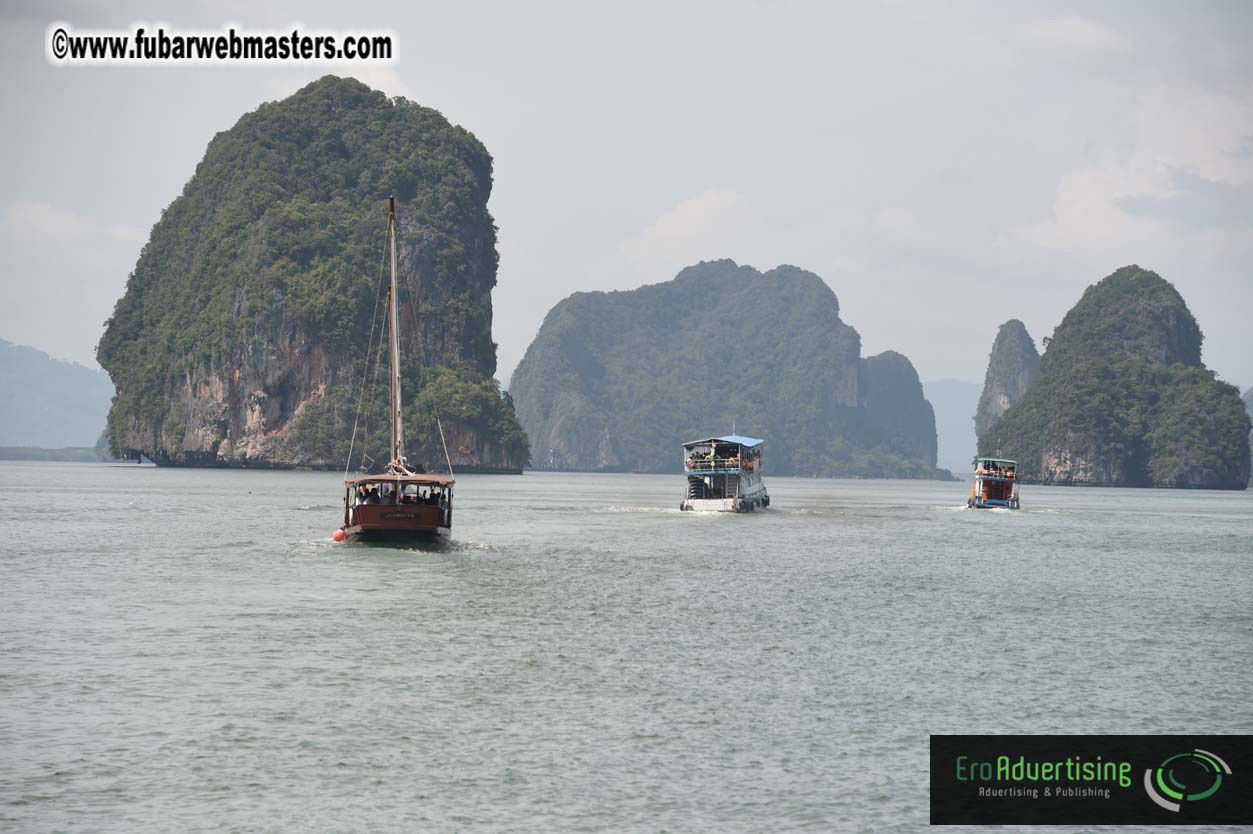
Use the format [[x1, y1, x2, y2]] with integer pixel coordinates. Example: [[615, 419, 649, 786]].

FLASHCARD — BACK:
[[968, 456, 1020, 509], [336, 197, 453, 541], [680, 435, 770, 512]]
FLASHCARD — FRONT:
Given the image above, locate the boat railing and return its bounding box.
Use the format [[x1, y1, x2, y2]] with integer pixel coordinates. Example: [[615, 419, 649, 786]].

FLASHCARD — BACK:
[[684, 458, 756, 473]]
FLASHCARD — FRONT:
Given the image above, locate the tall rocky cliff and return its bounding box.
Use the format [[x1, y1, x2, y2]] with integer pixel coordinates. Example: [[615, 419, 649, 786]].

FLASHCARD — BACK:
[[979, 265, 1249, 488], [97, 76, 528, 471], [509, 260, 947, 478], [973, 319, 1038, 440]]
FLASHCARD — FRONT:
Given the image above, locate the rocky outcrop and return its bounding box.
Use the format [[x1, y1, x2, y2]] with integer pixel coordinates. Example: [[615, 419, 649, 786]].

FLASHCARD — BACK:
[[979, 265, 1249, 489], [974, 319, 1038, 440], [511, 259, 950, 478], [860, 351, 937, 467], [97, 76, 528, 471]]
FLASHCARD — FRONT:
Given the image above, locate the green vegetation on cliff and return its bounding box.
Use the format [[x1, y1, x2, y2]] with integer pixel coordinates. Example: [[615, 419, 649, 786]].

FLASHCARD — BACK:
[[97, 76, 527, 469], [1244, 388, 1253, 485], [979, 266, 1249, 488], [510, 260, 947, 478]]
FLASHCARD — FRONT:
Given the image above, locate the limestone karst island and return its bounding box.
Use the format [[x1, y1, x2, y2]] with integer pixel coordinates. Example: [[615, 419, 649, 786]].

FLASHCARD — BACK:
[[96, 77, 529, 473]]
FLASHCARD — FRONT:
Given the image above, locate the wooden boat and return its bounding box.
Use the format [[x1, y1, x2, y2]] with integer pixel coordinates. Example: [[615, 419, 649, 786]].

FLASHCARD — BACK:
[[680, 435, 770, 512], [968, 456, 1020, 509], [336, 197, 453, 541], [341, 473, 453, 540]]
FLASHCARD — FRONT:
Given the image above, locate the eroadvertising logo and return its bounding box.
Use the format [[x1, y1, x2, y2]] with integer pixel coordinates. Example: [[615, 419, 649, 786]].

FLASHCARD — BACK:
[[1143, 749, 1230, 812], [930, 735, 1252, 825]]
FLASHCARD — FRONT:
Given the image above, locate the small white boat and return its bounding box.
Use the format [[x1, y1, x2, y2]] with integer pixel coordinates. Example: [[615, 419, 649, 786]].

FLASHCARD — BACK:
[[680, 435, 770, 512]]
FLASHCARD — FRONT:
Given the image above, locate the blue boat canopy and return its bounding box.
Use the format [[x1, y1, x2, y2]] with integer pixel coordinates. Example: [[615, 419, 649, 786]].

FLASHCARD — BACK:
[[683, 435, 764, 449]]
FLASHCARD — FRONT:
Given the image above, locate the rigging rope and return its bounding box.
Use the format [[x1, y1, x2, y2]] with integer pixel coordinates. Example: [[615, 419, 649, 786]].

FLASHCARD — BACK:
[[358, 309, 389, 473], [342, 210, 457, 479], [401, 251, 455, 477], [342, 215, 391, 479]]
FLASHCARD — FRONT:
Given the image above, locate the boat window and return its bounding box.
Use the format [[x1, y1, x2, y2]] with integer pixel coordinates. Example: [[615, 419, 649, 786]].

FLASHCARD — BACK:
[[354, 484, 382, 504]]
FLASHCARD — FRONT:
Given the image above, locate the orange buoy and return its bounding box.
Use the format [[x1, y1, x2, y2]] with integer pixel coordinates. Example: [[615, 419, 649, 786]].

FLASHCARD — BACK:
[[332, 529, 346, 542]]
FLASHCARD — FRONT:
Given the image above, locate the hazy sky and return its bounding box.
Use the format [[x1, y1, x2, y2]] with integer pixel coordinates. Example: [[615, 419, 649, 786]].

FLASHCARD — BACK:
[[2, 1, 1251, 390]]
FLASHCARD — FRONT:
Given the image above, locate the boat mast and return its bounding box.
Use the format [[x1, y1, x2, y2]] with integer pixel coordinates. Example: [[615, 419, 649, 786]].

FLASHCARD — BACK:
[[388, 196, 405, 470]]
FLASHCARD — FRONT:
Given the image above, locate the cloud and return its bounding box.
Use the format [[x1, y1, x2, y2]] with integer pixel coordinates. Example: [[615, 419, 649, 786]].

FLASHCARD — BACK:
[[1028, 15, 1130, 53], [4, 200, 144, 244], [940, 24, 1014, 69], [338, 66, 414, 100], [1133, 87, 1253, 187], [1012, 86, 1253, 250], [621, 189, 755, 262]]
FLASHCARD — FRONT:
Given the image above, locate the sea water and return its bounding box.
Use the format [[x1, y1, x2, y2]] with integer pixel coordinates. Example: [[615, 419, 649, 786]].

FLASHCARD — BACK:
[[1, 462, 1250, 832]]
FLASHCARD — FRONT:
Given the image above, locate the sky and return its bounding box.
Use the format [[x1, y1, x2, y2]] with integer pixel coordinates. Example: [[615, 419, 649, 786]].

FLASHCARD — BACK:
[[2, 1, 1251, 391]]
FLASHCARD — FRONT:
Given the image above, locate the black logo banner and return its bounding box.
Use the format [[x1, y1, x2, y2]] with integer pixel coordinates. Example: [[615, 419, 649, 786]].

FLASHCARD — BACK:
[[930, 735, 1252, 825]]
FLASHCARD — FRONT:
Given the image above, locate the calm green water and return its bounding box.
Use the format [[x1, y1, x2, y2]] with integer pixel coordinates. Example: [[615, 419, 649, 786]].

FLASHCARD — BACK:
[[1, 462, 1250, 832]]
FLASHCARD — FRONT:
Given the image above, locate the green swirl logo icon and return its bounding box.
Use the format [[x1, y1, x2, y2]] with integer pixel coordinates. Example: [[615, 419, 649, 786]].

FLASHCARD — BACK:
[[1144, 749, 1231, 812]]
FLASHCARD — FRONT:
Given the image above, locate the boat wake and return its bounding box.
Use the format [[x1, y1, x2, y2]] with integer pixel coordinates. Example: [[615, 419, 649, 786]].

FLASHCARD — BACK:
[[606, 505, 686, 514]]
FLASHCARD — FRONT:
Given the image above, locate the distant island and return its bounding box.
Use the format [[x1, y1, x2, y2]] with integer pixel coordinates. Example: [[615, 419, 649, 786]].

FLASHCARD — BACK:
[[0, 338, 113, 448], [979, 266, 1250, 489], [510, 259, 951, 479], [96, 76, 529, 472]]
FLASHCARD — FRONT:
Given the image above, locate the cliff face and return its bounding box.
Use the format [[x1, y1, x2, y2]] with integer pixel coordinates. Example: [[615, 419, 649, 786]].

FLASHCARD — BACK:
[[860, 351, 938, 466], [97, 76, 528, 471], [979, 265, 1249, 489], [510, 260, 949, 478], [974, 319, 1039, 440]]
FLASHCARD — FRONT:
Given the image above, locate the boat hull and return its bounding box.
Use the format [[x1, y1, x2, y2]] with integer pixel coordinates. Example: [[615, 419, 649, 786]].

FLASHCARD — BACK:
[[968, 498, 1020, 510], [681, 485, 769, 513], [345, 524, 450, 541], [343, 503, 451, 539]]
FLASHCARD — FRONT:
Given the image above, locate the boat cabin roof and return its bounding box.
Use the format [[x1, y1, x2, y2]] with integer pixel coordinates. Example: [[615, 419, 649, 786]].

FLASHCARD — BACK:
[[974, 457, 1017, 465], [683, 435, 764, 449], [344, 474, 455, 487]]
